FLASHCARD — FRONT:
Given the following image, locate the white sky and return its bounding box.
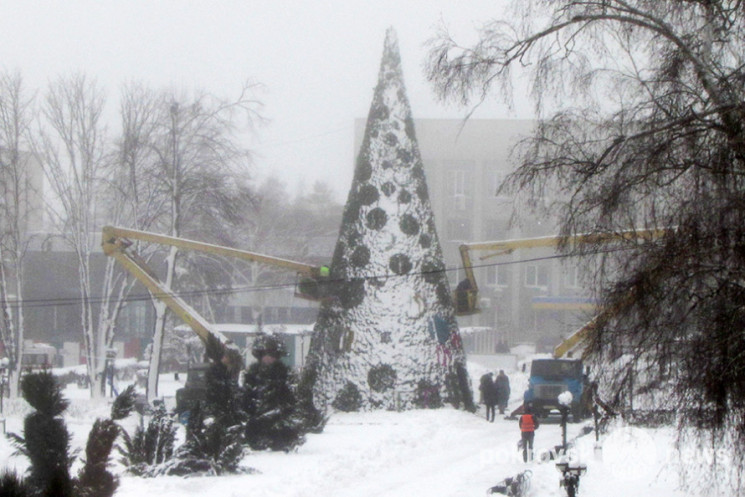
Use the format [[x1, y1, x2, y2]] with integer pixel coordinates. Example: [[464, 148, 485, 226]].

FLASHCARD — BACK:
[[0, 1, 530, 201]]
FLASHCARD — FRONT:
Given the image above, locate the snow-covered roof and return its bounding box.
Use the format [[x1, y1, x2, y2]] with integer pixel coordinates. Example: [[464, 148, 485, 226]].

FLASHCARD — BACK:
[[174, 323, 315, 336], [459, 327, 494, 336], [23, 341, 57, 352]]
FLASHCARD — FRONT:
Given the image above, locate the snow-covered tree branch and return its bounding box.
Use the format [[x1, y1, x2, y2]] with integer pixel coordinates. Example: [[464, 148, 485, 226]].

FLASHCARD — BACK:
[[427, 1, 745, 491]]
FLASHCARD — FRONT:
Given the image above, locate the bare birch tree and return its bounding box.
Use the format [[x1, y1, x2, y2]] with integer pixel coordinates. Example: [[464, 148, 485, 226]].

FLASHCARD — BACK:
[[115, 82, 165, 233], [143, 85, 261, 400], [211, 178, 341, 332], [427, 1, 745, 491], [0, 70, 37, 398], [83, 82, 168, 397], [230, 177, 296, 319], [36, 73, 111, 397]]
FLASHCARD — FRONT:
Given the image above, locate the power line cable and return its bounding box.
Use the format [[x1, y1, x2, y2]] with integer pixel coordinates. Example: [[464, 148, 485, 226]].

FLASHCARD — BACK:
[[0, 244, 633, 309]]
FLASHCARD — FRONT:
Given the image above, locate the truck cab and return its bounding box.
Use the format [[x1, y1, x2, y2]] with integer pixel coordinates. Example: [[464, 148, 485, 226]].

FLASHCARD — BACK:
[[524, 358, 586, 421]]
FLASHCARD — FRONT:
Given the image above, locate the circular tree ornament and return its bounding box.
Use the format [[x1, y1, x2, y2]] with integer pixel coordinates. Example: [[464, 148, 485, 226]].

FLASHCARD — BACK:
[[368, 364, 397, 392]]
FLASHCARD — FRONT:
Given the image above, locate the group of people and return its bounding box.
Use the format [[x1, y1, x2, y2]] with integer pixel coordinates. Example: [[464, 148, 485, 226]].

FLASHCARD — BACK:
[[478, 370, 511, 422]]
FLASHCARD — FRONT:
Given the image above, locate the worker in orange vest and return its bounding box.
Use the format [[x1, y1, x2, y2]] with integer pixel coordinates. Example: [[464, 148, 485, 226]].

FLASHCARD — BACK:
[[518, 404, 540, 462]]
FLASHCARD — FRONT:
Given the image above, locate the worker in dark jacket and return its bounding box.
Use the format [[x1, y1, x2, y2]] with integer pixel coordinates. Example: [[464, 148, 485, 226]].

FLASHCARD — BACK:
[[494, 370, 511, 414], [518, 404, 540, 462], [242, 334, 301, 451], [479, 373, 498, 422]]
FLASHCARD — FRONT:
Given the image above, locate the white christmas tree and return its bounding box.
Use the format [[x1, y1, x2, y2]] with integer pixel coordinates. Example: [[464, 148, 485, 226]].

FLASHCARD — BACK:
[[306, 28, 474, 412]]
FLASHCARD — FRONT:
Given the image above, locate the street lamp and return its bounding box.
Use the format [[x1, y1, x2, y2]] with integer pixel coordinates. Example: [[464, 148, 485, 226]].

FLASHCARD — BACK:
[[556, 390, 587, 497], [558, 390, 573, 452]]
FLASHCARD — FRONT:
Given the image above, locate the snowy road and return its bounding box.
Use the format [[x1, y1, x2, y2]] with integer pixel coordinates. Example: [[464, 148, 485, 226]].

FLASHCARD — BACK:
[[112, 408, 687, 497], [0, 370, 693, 496]]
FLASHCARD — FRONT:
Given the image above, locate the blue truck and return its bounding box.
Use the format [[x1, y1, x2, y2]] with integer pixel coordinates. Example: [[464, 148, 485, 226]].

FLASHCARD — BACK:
[[523, 358, 587, 422]]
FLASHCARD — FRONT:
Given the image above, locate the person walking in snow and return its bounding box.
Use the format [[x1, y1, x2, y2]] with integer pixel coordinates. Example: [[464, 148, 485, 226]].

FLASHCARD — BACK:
[[495, 370, 511, 415], [479, 372, 498, 422], [518, 404, 540, 462]]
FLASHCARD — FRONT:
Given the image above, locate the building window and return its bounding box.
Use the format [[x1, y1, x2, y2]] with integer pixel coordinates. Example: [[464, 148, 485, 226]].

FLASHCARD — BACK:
[[451, 170, 466, 195], [563, 266, 580, 289], [484, 219, 506, 239], [525, 264, 548, 288], [276, 307, 288, 323], [291, 307, 317, 324], [446, 218, 471, 241], [490, 170, 508, 198], [122, 302, 150, 337], [529, 310, 540, 333], [448, 169, 470, 211], [265, 307, 279, 324], [486, 264, 509, 288], [240, 306, 255, 323], [224, 305, 241, 322]]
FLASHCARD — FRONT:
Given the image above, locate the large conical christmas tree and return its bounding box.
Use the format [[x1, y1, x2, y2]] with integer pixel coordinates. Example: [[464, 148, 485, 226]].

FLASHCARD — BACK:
[[306, 28, 474, 412]]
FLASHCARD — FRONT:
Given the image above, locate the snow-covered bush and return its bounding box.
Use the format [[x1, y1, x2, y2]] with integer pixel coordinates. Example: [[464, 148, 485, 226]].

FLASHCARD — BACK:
[[162, 401, 247, 477], [242, 338, 310, 452], [160, 363, 249, 476], [3, 372, 136, 497], [119, 400, 177, 476], [0, 471, 30, 497]]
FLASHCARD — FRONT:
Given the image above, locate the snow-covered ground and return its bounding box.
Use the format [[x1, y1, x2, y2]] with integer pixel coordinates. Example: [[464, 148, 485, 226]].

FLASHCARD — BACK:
[[0, 362, 696, 496]]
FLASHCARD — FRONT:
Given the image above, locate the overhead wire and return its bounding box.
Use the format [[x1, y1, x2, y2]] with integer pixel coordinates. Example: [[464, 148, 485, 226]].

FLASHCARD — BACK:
[[0, 244, 632, 309]]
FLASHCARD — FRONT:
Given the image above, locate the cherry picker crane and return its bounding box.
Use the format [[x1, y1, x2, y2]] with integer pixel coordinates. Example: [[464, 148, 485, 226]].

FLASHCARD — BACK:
[[101, 225, 331, 374], [455, 228, 667, 359]]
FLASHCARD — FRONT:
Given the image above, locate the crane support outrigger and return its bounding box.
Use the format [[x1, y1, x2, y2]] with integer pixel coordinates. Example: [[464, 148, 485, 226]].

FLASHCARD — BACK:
[[101, 225, 330, 374]]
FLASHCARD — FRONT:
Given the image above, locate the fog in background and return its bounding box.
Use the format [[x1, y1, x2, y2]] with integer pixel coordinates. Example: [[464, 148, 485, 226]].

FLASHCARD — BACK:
[[0, 1, 532, 201]]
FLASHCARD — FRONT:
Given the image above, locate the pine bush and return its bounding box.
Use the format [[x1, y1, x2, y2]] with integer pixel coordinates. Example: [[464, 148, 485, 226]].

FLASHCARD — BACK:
[[7, 372, 74, 497], [120, 401, 176, 476], [75, 419, 120, 497], [161, 363, 250, 476], [0, 471, 32, 497], [242, 359, 305, 451], [4, 372, 135, 497]]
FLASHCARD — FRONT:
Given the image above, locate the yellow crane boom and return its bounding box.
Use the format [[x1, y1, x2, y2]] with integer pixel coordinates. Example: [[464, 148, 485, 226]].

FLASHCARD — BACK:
[[455, 228, 668, 356], [101, 225, 328, 373], [103, 225, 320, 275]]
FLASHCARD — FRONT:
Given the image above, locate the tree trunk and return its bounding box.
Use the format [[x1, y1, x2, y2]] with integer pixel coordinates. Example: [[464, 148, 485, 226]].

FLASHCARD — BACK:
[[8, 263, 24, 399], [147, 245, 177, 401]]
